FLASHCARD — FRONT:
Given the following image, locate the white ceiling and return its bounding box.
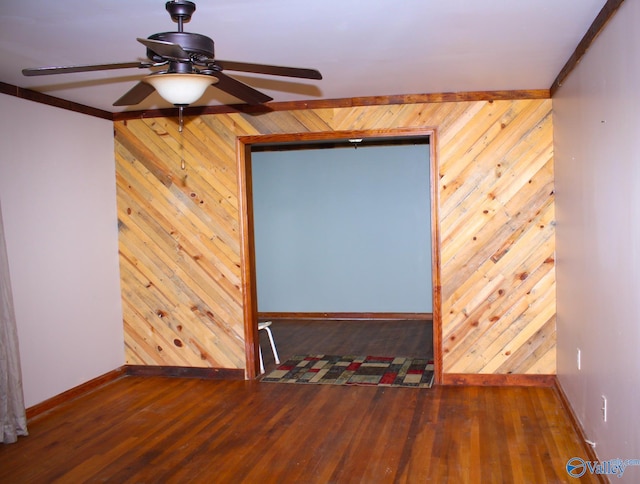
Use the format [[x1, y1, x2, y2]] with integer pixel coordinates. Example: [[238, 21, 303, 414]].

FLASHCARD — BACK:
[[0, 0, 607, 112]]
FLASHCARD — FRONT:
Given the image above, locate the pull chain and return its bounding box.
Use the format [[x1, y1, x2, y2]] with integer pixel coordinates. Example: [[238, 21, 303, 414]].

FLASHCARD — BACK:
[[179, 106, 186, 170]]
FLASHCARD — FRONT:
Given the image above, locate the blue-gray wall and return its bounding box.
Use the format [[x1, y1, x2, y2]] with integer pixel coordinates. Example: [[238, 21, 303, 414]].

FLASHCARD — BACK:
[[252, 144, 431, 312]]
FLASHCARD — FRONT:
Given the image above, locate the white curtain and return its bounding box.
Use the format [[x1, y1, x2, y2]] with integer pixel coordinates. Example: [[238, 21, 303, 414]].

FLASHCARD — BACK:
[[0, 199, 28, 443]]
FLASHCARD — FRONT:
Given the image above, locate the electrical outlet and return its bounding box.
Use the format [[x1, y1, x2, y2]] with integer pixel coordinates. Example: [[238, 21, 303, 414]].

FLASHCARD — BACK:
[[602, 395, 607, 422], [577, 348, 581, 370]]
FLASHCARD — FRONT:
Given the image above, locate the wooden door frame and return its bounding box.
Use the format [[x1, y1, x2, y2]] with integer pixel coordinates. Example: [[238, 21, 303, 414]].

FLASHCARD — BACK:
[[236, 127, 442, 382]]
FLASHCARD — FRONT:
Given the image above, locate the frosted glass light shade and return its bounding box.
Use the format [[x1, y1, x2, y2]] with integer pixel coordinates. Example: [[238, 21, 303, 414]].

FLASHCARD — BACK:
[[145, 73, 216, 106]]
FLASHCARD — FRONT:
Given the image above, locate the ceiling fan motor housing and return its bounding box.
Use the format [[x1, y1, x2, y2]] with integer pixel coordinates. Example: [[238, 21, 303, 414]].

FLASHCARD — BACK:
[[146, 32, 215, 66], [146, 1, 215, 72]]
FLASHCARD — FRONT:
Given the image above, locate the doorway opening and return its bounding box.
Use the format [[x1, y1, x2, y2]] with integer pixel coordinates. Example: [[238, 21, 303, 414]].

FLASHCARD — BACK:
[[237, 128, 441, 382]]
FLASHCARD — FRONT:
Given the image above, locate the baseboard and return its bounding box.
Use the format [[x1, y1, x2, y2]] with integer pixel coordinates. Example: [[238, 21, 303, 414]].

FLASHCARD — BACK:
[[26, 366, 127, 420], [442, 373, 556, 387], [258, 312, 433, 321], [553, 376, 606, 481], [125, 365, 245, 380]]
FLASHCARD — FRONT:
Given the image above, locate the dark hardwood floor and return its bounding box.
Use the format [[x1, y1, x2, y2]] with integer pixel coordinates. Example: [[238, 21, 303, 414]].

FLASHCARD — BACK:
[[0, 376, 599, 483], [1, 321, 598, 482], [258, 319, 433, 374]]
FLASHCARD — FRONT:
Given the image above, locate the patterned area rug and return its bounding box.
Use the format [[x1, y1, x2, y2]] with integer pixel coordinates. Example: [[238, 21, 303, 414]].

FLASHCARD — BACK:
[[261, 355, 434, 388]]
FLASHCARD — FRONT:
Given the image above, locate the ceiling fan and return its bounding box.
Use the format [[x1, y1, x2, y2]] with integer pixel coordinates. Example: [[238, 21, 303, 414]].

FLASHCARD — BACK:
[[22, 0, 322, 108]]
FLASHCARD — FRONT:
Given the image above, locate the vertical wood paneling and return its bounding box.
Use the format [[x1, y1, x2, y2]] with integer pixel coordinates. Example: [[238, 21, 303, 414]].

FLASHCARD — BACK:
[[114, 98, 555, 375]]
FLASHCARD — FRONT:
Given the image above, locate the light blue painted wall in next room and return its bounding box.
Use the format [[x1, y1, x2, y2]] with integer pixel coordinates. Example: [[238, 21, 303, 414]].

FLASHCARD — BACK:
[[251, 143, 432, 313]]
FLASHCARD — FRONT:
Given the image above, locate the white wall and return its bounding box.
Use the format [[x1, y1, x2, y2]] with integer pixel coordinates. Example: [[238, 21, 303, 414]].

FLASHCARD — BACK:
[[0, 94, 124, 408], [554, 0, 640, 474], [252, 144, 432, 313]]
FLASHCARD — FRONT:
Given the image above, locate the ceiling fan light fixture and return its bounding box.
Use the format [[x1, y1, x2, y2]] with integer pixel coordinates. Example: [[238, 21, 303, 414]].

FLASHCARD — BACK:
[[144, 73, 216, 106], [21, 0, 321, 108]]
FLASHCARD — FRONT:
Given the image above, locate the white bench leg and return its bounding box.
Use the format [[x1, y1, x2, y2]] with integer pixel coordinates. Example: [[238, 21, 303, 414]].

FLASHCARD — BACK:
[[263, 326, 280, 364], [259, 346, 265, 374]]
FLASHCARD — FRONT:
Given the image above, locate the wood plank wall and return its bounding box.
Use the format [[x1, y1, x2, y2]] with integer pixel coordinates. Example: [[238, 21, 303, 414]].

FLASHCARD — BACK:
[[114, 98, 555, 375]]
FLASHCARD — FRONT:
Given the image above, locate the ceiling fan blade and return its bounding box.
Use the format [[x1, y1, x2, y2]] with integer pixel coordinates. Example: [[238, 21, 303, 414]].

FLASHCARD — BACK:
[[213, 71, 273, 104], [137, 38, 190, 61], [215, 60, 322, 80], [22, 61, 152, 76], [113, 81, 156, 106]]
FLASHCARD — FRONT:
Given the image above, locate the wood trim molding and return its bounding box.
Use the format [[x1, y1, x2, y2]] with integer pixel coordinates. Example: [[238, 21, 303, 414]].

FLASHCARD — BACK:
[[442, 373, 556, 387], [2, 79, 548, 122], [258, 312, 433, 321], [112, 89, 550, 121], [26, 366, 127, 420], [0, 81, 113, 120], [429, 131, 443, 385], [553, 377, 606, 480], [550, 0, 625, 96], [238, 127, 435, 147], [237, 139, 260, 380], [125, 365, 245, 380]]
